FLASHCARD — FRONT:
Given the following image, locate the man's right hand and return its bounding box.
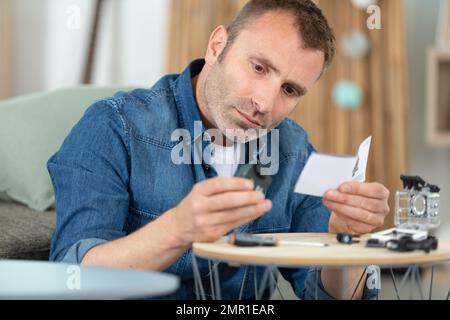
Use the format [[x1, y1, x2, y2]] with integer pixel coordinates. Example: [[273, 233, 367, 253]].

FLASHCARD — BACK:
[[169, 177, 272, 247]]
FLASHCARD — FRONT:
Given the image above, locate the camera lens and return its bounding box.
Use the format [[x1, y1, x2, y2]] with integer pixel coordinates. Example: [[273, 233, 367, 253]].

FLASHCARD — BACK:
[[411, 194, 426, 217]]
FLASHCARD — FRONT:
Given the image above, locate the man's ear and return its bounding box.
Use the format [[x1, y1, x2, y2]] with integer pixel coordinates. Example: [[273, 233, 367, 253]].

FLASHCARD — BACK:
[[204, 25, 229, 66]]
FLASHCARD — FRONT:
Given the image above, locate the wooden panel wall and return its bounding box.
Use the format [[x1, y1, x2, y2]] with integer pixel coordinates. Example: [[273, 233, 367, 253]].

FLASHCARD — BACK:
[[167, 0, 248, 74]]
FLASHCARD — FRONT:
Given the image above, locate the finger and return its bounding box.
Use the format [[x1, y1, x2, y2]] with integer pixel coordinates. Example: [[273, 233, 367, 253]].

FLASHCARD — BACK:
[[323, 199, 385, 227], [207, 191, 266, 211], [195, 177, 254, 196], [329, 212, 350, 234], [331, 212, 375, 235], [324, 191, 390, 215], [338, 182, 390, 200], [331, 213, 380, 235], [208, 200, 272, 227]]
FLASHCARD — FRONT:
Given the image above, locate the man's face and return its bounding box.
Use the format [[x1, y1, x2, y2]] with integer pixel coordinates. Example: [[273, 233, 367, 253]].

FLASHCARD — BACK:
[[201, 10, 325, 143]]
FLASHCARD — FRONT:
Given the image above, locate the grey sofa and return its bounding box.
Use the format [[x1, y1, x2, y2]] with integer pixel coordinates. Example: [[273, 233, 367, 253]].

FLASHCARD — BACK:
[[0, 87, 130, 262], [0, 201, 56, 260]]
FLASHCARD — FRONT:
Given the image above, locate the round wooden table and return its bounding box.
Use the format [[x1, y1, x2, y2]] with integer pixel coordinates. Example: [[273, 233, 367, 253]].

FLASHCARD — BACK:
[[193, 233, 450, 267], [192, 233, 450, 300], [0, 260, 180, 300]]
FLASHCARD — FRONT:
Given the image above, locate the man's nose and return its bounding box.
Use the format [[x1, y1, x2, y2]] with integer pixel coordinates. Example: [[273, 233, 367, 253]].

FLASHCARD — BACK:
[[252, 81, 279, 114]]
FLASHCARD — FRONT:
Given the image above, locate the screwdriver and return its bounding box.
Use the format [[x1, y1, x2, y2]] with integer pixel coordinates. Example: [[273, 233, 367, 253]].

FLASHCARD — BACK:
[[228, 233, 329, 247]]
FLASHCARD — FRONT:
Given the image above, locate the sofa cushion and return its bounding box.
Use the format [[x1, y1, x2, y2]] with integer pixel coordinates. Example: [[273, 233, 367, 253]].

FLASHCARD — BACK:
[[0, 86, 131, 212], [0, 201, 56, 260]]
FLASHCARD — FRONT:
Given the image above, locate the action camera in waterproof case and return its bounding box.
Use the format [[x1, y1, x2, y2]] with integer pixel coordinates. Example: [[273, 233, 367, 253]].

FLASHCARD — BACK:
[[395, 175, 440, 230]]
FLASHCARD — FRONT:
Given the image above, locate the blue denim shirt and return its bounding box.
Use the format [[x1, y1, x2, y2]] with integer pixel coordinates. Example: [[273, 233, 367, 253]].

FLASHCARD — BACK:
[[48, 59, 377, 300]]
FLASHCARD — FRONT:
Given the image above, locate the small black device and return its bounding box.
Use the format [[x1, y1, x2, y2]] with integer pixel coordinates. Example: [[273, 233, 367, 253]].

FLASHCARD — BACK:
[[337, 233, 360, 244], [366, 238, 386, 248], [234, 163, 272, 195], [367, 228, 438, 253], [229, 233, 277, 247], [386, 235, 438, 253]]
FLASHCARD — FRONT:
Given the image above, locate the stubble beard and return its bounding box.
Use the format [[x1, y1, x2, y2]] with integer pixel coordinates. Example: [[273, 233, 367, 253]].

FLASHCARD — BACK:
[[202, 64, 264, 144]]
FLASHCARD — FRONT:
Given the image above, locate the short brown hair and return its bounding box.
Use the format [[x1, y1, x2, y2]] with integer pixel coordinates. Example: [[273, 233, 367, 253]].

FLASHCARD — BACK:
[[219, 0, 336, 75]]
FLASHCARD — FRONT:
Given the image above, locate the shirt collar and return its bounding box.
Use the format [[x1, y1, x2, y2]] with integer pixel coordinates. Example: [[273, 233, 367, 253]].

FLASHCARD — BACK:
[[173, 59, 206, 144]]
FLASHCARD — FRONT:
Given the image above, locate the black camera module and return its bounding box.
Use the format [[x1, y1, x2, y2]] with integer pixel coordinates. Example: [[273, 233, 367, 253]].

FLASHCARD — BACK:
[[234, 163, 272, 195]]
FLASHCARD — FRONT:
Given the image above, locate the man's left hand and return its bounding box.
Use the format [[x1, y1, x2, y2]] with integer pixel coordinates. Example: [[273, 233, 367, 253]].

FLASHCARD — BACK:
[[323, 182, 390, 235]]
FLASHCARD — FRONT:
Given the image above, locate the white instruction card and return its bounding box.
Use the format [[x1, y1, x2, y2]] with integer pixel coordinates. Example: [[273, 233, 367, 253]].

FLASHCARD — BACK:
[[294, 136, 372, 197]]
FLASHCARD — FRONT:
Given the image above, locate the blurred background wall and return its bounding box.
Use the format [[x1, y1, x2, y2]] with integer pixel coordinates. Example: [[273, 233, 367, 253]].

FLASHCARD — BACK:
[[7, 0, 169, 95], [0, 0, 13, 98], [406, 0, 450, 239]]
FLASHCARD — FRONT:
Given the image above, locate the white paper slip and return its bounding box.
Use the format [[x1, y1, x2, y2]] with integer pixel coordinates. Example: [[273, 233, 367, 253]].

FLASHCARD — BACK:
[[294, 136, 372, 197]]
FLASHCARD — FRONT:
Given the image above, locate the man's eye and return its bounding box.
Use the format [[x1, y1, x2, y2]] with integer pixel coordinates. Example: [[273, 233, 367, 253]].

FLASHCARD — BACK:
[[283, 85, 298, 97], [253, 63, 266, 74]]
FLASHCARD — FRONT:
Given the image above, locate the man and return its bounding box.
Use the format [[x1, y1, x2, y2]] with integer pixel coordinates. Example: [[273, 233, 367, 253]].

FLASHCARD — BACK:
[[48, 0, 390, 300]]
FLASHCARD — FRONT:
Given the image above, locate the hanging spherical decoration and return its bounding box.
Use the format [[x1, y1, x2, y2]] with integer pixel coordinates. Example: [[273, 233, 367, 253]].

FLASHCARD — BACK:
[[351, 0, 378, 9], [332, 81, 363, 110], [342, 30, 370, 59]]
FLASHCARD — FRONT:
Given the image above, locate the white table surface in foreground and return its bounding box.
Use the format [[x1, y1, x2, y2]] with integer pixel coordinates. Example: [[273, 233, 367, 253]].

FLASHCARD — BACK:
[[0, 260, 179, 299]]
